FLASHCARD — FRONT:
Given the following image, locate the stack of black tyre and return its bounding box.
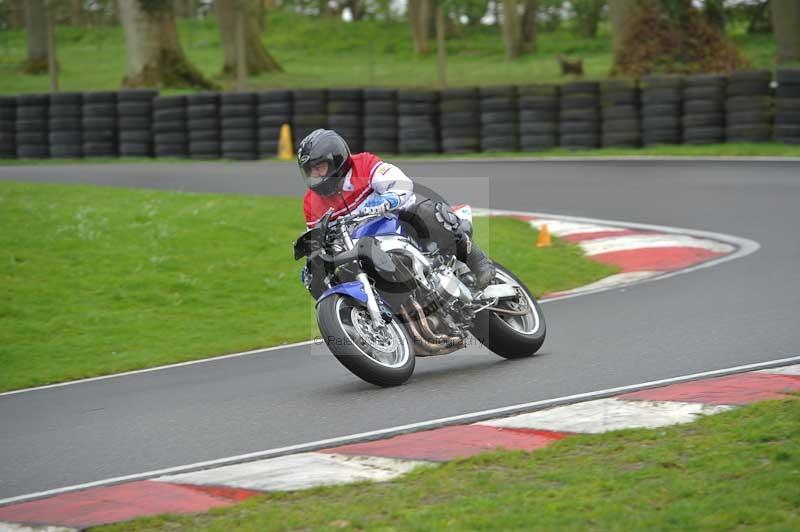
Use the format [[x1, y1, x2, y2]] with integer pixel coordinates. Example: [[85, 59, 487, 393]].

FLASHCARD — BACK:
[[773, 68, 800, 145], [82, 92, 117, 158], [0, 97, 14, 159], [327, 89, 363, 153], [220, 93, 257, 160], [397, 89, 438, 154], [559, 81, 601, 149], [640, 76, 683, 146], [601, 80, 640, 148], [257, 90, 292, 158], [118, 90, 156, 158], [438, 88, 480, 154], [681, 74, 726, 145], [518, 84, 559, 151], [725, 70, 772, 143], [15, 94, 49, 159], [292, 90, 327, 147], [186, 93, 220, 160], [152, 96, 187, 158], [48, 93, 82, 159], [480, 85, 518, 152], [363, 89, 398, 154]]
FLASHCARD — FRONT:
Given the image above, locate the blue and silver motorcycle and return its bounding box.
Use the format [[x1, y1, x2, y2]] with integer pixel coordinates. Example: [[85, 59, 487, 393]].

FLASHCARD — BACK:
[[294, 206, 546, 387]]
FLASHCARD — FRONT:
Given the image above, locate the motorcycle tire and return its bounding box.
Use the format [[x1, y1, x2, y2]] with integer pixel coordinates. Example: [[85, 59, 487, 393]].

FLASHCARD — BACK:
[[471, 263, 546, 359], [317, 295, 416, 387]]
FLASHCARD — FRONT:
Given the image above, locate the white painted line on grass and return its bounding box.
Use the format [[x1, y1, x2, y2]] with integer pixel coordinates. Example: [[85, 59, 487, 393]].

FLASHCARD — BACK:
[[2, 355, 798, 507]]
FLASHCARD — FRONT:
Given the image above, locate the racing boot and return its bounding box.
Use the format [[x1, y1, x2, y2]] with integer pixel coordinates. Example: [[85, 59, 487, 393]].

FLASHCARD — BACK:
[[455, 231, 496, 290], [465, 242, 496, 290]]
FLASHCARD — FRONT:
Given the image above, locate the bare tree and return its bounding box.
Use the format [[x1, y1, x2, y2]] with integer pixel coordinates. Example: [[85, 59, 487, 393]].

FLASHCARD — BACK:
[[409, 0, 432, 54], [345, 0, 366, 20], [772, 0, 800, 63], [502, 0, 537, 59], [521, 0, 537, 52], [216, 0, 282, 77], [502, 0, 522, 60], [23, 0, 49, 74], [571, 0, 604, 38], [608, 0, 636, 57], [7, 0, 26, 28], [173, 0, 194, 18], [119, 0, 215, 88], [435, 1, 446, 87]]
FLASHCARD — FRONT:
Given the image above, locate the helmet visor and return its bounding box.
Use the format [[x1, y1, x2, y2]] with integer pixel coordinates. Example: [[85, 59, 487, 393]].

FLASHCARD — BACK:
[[300, 156, 333, 189]]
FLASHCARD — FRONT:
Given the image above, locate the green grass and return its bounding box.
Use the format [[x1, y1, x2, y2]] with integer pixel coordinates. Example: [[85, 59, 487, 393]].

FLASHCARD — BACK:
[[0, 12, 777, 94], [96, 398, 800, 531], [2, 142, 800, 168], [0, 181, 616, 392]]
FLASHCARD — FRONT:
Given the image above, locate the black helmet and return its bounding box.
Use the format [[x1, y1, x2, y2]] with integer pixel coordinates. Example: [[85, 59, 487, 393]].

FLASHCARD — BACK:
[[297, 129, 352, 196]]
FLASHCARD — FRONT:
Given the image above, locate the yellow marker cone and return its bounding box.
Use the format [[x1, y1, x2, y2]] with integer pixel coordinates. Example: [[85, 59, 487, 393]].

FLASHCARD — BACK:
[[277, 123, 294, 161], [536, 223, 552, 248]]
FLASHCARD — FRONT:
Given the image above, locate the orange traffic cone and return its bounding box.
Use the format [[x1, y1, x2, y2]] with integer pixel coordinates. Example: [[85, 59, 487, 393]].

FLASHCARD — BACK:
[[277, 123, 294, 161], [536, 223, 552, 248]]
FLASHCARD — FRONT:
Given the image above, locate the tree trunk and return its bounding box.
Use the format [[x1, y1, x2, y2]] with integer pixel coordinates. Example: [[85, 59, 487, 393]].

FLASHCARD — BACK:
[[8, 0, 25, 29], [346, 0, 366, 20], [119, 0, 216, 89], [24, 0, 49, 74], [69, 0, 84, 25], [608, 0, 636, 59], [174, 0, 194, 18], [574, 0, 603, 38], [502, 0, 522, 60], [216, 0, 283, 76], [746, 1, 772, 34], [409, 0, 431, 54], [772, 0, 800, 64], [257, 0, 265, 33], [435, 3, 447, 88], [110, 0, 120, 25], [703, 0, 725, 30], [521, 0, 537, 52]]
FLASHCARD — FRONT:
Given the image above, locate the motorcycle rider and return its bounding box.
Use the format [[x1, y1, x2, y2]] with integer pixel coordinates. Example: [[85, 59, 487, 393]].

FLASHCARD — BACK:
[[298, 128, 496, 293]]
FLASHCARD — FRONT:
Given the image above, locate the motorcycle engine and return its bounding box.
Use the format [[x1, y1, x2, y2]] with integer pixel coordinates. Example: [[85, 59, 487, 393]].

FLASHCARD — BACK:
[[432, 269, 472, 304]]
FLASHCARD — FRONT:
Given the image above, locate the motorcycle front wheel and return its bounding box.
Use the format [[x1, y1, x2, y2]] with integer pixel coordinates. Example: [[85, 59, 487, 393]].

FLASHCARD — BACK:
[[471, 263, 546, 359], [317, 295, 416, 387]]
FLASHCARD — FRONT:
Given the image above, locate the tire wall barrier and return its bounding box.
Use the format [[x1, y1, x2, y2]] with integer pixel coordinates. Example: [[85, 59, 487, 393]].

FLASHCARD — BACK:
[[2, 69, 800, 160]]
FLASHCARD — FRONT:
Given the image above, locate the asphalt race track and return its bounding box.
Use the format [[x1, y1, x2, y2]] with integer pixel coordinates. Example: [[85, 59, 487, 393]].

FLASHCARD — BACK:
[[1, 159, 799, 501]]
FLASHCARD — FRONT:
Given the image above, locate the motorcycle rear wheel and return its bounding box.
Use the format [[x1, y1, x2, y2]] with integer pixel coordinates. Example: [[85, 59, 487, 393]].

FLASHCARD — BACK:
[[471, 263, 546, 359], [317, 295, 416, 387]]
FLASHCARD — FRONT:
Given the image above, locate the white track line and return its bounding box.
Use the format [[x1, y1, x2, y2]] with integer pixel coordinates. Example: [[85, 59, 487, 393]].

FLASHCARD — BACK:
[[0, 341, 318, 398], [1, 210, 760, 397], [1, 355, 798, 507]]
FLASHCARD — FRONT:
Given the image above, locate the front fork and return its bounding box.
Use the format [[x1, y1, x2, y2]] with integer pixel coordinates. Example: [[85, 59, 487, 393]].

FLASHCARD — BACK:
[[342, 229, 384, 326]]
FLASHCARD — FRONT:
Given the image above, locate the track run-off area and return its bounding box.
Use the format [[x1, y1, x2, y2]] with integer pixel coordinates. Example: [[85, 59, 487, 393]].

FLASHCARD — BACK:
[[1, 159, 799, 503]]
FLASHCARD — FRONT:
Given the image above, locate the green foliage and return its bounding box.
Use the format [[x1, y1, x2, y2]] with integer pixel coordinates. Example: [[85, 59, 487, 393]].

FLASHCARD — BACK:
[[0, 181, 614, 392], [539, 0, 566, 32], [569, 0, 606, 37], [0, 7, 776, 92]]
